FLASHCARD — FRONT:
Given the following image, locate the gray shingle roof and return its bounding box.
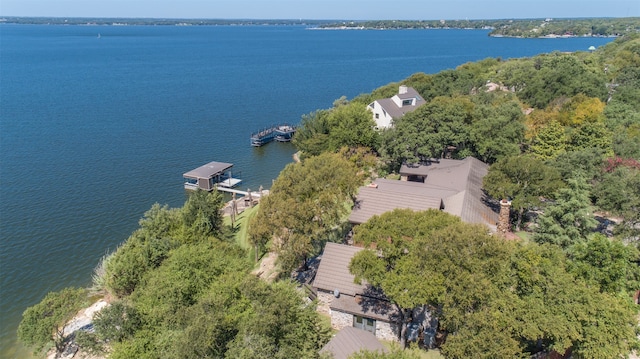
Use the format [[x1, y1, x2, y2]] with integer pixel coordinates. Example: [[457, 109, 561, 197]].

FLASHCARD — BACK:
[[312, 242, 366, 297], [330, 294, 399, 322], [183, 161, 233, 179], [374, 86, 425, 119], [349, 180, 443, 225], [351, 157, 498, 230], [319, 327, 387, 359]]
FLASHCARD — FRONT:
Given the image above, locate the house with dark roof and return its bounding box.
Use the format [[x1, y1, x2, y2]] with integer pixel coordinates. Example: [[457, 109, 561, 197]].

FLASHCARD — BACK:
[[312, 242, 436, 344], [319, 327, 387, 359], [313, 242, 399, 341], [367, 85, 425, 129], [349, 157, 499, 231]]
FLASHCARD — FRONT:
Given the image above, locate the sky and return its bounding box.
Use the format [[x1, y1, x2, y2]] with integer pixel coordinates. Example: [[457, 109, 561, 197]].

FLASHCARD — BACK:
[[1, 0, 639, 20]]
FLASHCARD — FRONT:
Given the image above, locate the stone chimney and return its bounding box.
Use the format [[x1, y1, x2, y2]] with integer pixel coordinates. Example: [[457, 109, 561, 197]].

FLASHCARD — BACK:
[[399, 85, 408, 94], [497, 199, 511, 235]]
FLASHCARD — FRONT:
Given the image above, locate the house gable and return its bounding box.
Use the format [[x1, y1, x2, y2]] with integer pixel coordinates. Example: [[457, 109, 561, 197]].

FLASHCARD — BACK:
[[313, 242, 366, 297], [368, 85, 425, 129]]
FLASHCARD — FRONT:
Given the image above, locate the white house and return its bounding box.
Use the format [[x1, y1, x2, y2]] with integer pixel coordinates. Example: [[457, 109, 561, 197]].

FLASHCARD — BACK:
[[367, 85, 425, 129]]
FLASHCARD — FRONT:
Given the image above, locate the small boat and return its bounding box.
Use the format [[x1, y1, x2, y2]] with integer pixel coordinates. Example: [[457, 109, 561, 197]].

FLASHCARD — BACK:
[[274, 124, 296, 142], [251, 124, 296, 146]]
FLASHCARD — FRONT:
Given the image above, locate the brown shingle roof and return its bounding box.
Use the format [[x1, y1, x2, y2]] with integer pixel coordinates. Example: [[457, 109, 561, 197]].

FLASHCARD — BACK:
[[319, 327, 387, 359], [312, 242, 366, 296]]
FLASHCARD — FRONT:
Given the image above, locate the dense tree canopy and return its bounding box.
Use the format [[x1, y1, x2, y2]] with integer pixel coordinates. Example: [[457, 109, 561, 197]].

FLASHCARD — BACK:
[[249, 151, 363, 274], [349, 210, 639, 359]]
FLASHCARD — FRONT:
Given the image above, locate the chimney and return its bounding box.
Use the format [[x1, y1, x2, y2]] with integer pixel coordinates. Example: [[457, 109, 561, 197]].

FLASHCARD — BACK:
[[497, 199, 511, 235], [399, 85, 408, 94]]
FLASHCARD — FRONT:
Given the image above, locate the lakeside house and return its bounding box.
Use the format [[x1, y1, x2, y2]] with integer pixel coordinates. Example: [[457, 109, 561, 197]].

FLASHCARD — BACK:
[[310, 157, 502, 345], [312, 242, 436, 344], [349, 157, 500, 231], [367, 85, 425, 129]]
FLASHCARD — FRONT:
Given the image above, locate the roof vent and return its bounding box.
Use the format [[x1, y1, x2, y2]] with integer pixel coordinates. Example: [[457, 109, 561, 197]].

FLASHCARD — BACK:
[[334, 289, 340, 298]]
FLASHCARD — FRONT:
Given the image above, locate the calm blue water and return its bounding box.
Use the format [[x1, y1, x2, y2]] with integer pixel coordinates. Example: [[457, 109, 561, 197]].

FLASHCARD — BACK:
[[0, 24, 614, 357]]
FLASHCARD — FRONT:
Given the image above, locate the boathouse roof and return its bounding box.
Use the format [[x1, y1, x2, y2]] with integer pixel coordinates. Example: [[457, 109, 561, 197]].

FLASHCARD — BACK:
[[183, 161, 233, 179]]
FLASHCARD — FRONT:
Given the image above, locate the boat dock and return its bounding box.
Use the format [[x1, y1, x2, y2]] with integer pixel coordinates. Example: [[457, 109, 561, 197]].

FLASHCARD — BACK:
[[251, 124, 296, 146], [183, 161, 242, 191]]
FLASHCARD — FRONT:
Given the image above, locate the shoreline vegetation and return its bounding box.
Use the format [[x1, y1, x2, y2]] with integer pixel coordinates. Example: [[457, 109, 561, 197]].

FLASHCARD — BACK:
[[16, 27, 640, 358], [1, 16, 639, 38]]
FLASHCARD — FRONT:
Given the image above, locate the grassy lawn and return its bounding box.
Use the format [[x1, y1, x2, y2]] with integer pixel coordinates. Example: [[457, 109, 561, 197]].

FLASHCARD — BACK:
[[223, 204, 260, 251]]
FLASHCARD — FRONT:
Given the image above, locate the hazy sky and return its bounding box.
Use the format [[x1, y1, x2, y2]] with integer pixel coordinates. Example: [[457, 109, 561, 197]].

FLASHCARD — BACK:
[[2, 0, 639, 20]]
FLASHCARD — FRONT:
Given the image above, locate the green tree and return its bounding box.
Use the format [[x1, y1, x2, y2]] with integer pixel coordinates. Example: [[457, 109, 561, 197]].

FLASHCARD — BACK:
[[483, 155, 563, 230], [529, 120, 567, 160], [249, 152, 362, 274], [93, 301, 142, 343], [349, 209, 473, 348], [181, 189, 226, 241], [293, 110, 332, 157], [381, 96, 474, 166], [595, 165, 640, 238], [131, 241, 249, 326], [567, 120, 613, 155], [533, 175, 598, 249], [469, 95, 525, 163], [568, 234, 640, 294], [509, 243, 639, 358], [326, 102, 379, 151], [551, 148, 606, 182], [18, 287, 88, 354]]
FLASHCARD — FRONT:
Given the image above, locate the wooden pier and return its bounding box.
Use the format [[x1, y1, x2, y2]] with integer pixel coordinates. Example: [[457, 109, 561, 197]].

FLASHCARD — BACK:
[[215, 186, 265, 198]]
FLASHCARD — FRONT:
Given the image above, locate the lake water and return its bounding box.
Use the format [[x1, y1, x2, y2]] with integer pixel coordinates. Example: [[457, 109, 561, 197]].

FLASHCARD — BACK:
[[0, 23, 614, 357]]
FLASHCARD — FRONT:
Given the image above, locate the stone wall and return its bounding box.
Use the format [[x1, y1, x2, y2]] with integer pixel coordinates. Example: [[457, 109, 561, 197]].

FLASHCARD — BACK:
[[316, 289, 399, 342], [316, 290, 334, 316]]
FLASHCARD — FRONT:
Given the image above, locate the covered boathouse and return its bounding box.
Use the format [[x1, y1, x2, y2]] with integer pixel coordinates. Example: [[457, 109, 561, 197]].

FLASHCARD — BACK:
[[183, 161, 242, 191]]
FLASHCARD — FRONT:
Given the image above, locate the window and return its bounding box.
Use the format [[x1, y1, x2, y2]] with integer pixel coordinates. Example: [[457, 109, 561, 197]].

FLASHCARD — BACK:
[[402, 99, 414, 106], [353, 315, 376, 333], [375, 113, 379, 119]]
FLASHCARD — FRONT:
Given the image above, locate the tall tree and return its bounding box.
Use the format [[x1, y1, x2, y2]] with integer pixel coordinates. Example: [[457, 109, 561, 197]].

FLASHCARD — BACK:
[[483, 155, 563, 230], [181, 189, 226, 241], [533, 175, 598, 249], [380, 96, 474, 166], [529, 120, 567, 160], [469, 95, 525, 163], [349, 209, 482, 348], [249, 152, 363, 273], [292, 110, 331, 158]]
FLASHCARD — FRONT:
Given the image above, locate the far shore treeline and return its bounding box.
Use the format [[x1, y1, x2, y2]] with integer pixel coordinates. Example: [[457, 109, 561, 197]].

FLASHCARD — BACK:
[[17, 29, 640, 359], [2, 16, 639, 38]]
